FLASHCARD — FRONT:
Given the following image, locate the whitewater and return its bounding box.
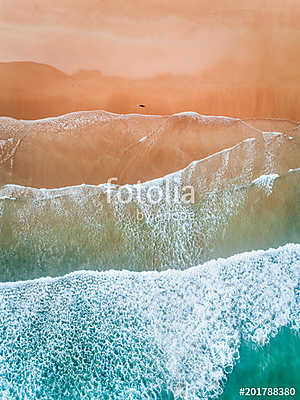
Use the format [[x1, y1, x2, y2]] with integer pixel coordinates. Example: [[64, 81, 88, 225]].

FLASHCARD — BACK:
[[0, 112, 299, 399], [0, 244, 299, 399]]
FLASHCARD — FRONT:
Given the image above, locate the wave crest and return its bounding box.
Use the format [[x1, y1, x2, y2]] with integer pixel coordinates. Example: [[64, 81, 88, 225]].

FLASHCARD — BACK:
[[0, 244, 299, 399]]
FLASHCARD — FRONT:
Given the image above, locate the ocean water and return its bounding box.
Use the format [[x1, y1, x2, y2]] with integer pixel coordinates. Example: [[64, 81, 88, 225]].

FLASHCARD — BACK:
[[221, 328, 300, 400], [0, 245, 299, 399], [0, 114, 299, 399], [1, 132, 300, 281]]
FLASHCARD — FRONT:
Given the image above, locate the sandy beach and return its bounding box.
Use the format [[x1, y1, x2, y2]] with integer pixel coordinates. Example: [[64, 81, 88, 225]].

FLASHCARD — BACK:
[[0, 0, 300, 119], [1, 2, 300, 399]]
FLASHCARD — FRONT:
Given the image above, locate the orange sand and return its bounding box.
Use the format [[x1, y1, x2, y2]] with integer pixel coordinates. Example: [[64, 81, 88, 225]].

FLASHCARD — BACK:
[[0, 111, 299, 187], [0, 0, 300, 119]]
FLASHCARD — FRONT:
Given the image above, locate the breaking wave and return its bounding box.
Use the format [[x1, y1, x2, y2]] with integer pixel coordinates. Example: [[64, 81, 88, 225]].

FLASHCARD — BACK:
[[0, 244, 299, 399], [0, 131, 299, 281]]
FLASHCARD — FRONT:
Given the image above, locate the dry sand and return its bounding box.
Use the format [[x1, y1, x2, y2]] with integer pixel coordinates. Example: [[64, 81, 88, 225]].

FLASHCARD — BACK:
[[0, 0, 300, 119]]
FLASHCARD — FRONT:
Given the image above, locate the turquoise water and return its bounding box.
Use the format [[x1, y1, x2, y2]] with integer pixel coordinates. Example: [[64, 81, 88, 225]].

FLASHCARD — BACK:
[[221, 328, 300, 400], [0, 245, 299, 399]]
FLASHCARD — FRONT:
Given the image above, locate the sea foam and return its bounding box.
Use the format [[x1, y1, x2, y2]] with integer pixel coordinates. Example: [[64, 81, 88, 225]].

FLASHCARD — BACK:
[[0, 244, 299, 399], [0, 134, 299, 281]]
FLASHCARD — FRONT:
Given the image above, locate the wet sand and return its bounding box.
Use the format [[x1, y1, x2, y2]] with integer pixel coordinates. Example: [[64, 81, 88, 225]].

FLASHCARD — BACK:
[[0, 111, 299, 187]]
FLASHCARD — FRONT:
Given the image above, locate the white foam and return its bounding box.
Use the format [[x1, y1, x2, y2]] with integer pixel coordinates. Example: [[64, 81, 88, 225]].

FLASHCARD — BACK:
[[253, 173, 280, 195], [0, 196, 16, 200], [172, 111, 237, 121], [0, 244, 299, 399], [289, 168, 300, 172], [262, 131, 282, 136]]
